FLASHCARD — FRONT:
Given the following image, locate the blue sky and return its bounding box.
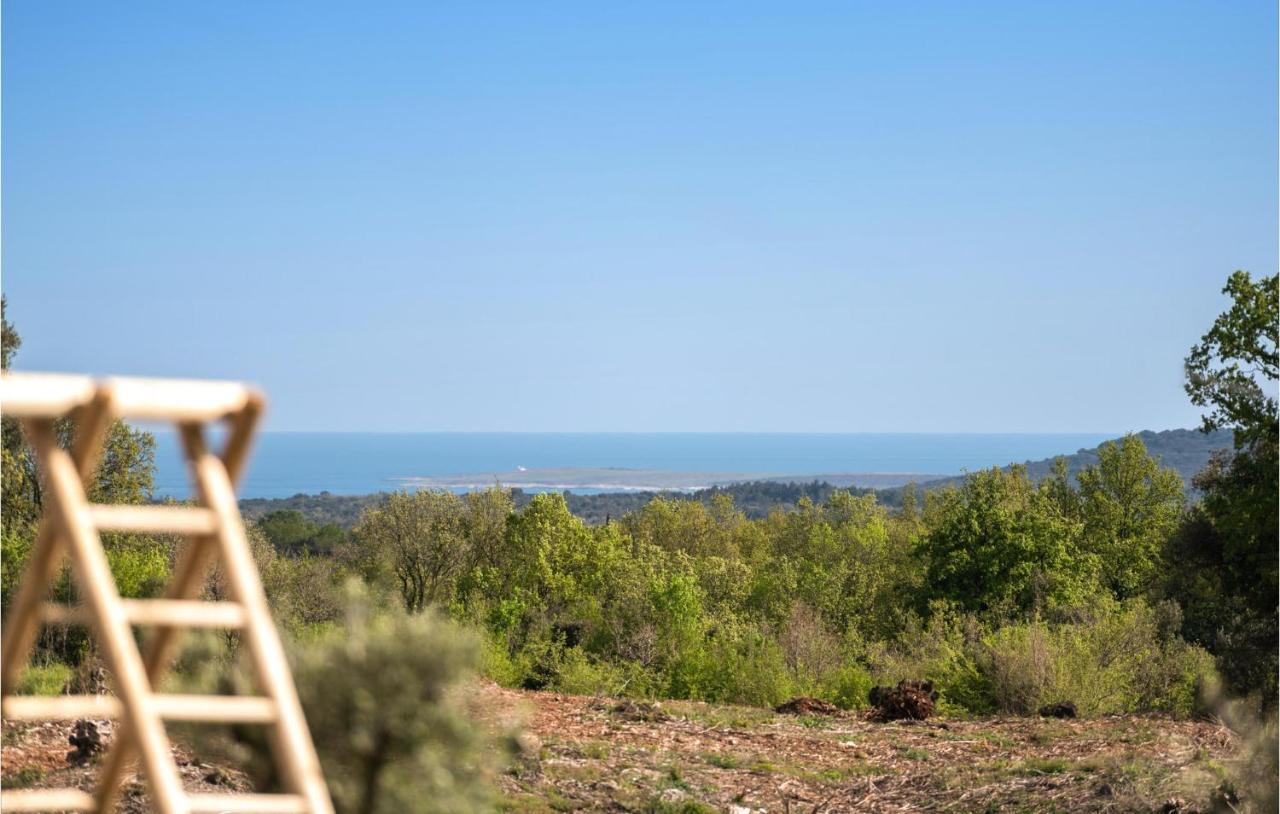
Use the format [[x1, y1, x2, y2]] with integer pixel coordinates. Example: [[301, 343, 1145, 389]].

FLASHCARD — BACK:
[[3, 2, 1275, 432]]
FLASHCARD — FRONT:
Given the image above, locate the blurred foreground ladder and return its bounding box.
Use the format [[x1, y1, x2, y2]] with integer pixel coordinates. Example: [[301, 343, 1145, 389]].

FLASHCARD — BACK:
[[0, 373, 333, 814]]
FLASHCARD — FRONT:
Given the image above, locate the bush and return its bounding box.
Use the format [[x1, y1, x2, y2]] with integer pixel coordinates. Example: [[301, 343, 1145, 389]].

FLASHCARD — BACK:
[[821, 662, 875, 711], [179, 583, 509, 814], [17, 661, 72, 696], [693, 623, 795, 707], [978, 599, 1216, 716], [551, 648, 630, 696]]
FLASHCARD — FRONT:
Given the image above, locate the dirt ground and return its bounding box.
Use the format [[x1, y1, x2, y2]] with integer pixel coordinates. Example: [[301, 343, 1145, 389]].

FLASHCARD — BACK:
[[483, 686, 1243, 813], [0, 686, 1245, 813]]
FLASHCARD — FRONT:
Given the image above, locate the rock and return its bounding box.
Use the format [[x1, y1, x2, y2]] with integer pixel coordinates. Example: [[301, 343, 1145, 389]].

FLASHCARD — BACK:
[[66, 719, 103, 766], [774, 697, 842, 716], [1039, 701, 1077, 719], [868, 680, 938, 721]]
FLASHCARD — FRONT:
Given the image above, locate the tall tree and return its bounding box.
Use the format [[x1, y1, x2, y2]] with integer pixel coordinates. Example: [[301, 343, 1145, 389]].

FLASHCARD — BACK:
[[1169, 270, 1278, 698]]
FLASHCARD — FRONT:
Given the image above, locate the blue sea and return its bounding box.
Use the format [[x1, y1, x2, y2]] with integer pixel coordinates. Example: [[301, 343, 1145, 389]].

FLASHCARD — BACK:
[[152, 432, 1114, 500]]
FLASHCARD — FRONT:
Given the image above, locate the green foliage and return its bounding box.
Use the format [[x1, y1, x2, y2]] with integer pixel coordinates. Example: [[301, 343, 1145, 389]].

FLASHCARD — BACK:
[[1184, 270, 1278, 447], [866, 606, 995, 714], [102, 534, 171, 598], [352, 490, 469, 613], [17, 661, 73, 696], [182, 584, 506, 814], [258, 509, 345, 555], [918, 466, 1098, 616], [1073, 436, 1185, 598], [1173, 270, 1278, 702], [978, 600, 1215, 717]]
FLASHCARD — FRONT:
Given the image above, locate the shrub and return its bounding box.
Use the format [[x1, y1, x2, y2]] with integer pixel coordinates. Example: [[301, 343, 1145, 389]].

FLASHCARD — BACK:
[[179, 583, 508, 814], [821, 662, 875, 711], [694, 623, 795, 707], [17, 661, 72, 696], [551, 648, 629, 696], [978, 599, 1217, 716]]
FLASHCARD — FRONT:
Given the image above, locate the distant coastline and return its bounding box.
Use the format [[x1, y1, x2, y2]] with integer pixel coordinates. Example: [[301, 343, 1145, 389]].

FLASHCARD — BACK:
[[390, 468, 944, 493], [153, 431, 1118, 499]]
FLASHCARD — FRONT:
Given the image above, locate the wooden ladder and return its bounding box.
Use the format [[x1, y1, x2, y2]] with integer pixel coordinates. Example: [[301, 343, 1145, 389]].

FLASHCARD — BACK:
[[0, 373, 333, 814]]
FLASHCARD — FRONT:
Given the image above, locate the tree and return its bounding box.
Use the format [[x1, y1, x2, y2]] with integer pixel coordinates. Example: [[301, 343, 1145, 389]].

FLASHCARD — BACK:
[[354, 491, 468, 613], [918, 466, 1098, 616], [1169, 270, 1278, 698], [1075, 436, 1184, 599], [1184, 270, 1278, 449]]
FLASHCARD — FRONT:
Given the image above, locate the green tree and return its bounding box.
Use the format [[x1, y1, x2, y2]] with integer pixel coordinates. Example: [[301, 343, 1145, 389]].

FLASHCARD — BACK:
[[353, 491, 468, 613], [1075, 436, 1184, 599], [918, 466, 1098, 616], [1184, 270, 1278, 448], [1170, 270, 1277, 698]]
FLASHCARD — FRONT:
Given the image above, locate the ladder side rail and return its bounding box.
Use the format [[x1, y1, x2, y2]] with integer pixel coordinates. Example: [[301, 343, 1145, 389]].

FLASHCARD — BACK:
[[25, 419, 190, 814], [184, 424, 334, 814], [1, 392, 113, 694], [93, 410, 260, 814]]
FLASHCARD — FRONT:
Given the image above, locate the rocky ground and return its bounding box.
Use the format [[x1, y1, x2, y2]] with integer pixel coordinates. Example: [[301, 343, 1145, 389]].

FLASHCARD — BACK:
[[1, 687, 1246, 813]]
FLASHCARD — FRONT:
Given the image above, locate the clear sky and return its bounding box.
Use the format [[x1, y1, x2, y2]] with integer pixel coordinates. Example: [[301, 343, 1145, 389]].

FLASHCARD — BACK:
[[3, 2, 1276, 432]]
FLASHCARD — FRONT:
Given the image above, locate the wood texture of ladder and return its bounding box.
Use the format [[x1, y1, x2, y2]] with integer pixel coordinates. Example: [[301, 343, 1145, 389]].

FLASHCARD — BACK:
[[0, 372, 333, 814]]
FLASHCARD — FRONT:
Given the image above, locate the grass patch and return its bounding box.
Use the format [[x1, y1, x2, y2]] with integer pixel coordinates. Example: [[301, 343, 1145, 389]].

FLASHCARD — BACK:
[[17, 662, 72, 696]]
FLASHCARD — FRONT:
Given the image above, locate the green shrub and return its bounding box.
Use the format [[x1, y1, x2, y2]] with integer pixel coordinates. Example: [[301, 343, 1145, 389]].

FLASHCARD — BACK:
[[820, 662, 874, 710], [978, 599, 1217, 716], [693, 624, 794, 707], [17, 661, 72, 696], [551, 648, 629, 696], [179, 583, 509, 814]]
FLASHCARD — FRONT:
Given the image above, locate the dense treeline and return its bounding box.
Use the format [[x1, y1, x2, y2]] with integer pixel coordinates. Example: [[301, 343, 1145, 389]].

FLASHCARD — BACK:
[[239, 479, 873, 529]]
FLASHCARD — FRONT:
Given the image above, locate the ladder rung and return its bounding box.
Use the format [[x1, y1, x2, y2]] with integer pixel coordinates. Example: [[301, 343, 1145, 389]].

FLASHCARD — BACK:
[[41, 600, 248, 629], [186, 793, 309, 813], [0, 372, 97, 418], [2, 694, 122, 720], [123, 599, 248, 628], [104, 376, 258, 421], [152, 695, 278, 724], [0, 788, 96, 811], [88, 504, 219, 535]]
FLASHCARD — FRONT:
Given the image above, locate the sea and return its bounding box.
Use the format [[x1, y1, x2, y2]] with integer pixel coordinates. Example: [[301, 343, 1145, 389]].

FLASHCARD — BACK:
[[151, 432, 1114, 500]]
